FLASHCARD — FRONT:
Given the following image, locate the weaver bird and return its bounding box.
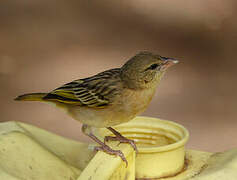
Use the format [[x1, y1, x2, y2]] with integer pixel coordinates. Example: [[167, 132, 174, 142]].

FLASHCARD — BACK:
[[15, 51, 178, 165]]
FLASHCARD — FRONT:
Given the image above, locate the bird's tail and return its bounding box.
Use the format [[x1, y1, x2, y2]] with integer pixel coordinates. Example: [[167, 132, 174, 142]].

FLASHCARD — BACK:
[[15, 93, 47, 102]]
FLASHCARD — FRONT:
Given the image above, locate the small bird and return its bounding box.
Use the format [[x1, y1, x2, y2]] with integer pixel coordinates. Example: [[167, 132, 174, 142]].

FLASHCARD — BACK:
[[15, 51, 178, 165]]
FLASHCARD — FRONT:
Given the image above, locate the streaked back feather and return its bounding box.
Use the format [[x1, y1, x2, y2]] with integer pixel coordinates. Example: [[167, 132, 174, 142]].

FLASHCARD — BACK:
[[43, 68, 122, 108]]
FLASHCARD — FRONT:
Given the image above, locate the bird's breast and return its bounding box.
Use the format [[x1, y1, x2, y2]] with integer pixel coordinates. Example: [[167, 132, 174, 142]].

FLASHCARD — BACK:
[[116, 87, 156, 117]]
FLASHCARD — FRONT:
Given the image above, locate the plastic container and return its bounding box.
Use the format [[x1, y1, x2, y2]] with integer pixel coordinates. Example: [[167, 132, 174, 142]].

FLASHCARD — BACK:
[[94, 116, 189, 179], [1, 120, 237, 180]]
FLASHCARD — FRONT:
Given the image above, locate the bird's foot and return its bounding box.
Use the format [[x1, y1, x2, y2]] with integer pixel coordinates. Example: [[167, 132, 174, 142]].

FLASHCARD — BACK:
[[94, 144, 128, 167], [104, 135, 138, 154], [105, 127, 138, 154], [82, 126, 128, 167]]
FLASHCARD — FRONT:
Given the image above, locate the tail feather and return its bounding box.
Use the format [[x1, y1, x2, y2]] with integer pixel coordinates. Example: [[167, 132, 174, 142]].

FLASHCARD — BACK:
[[15, 93, 47, 101]]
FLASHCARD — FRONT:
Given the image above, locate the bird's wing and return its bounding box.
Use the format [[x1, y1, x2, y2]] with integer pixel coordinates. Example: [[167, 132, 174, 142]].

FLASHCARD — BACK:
[[43, 68, 122, 108]]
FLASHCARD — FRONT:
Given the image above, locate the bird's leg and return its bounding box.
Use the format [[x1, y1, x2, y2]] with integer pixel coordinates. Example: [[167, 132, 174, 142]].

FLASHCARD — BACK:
[[82, 124, 128, 166], [105, 127, 138, 154]]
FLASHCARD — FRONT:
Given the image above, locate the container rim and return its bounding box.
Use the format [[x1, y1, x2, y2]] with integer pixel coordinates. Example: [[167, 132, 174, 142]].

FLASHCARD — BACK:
[[113, 116, 189, 153]]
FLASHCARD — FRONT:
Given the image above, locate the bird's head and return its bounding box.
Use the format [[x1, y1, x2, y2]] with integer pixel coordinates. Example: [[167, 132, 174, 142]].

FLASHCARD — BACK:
[[121, 51, 178, 89]]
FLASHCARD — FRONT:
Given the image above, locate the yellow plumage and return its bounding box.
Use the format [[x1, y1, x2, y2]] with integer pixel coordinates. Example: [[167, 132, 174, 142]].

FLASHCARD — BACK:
[[15, 93, 47, 102]]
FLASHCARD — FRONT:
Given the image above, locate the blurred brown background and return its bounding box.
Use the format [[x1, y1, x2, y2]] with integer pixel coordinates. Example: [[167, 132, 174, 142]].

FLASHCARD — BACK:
[[1, 0, 236, 152]]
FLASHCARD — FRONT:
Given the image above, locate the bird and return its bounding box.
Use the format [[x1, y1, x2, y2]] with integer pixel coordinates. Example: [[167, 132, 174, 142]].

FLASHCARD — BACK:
[[15, 51, 178, 166]]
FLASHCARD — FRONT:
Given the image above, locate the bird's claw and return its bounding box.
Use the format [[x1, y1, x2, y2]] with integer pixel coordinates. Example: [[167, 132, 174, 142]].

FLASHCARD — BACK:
[[94, 145, 128, 167], [104, 135, 138, 154]]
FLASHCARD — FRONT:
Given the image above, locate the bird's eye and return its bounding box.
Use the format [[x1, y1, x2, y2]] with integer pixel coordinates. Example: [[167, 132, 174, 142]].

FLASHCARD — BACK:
[[148, 63, 159, 70]]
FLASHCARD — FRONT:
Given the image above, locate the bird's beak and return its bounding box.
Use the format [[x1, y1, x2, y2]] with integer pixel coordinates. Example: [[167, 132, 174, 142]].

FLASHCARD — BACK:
[[160, 57, 179, 70]]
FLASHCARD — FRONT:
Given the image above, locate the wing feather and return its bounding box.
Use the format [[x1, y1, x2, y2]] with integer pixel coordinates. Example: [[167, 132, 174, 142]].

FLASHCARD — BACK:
[[43, 68, 122, 108]]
